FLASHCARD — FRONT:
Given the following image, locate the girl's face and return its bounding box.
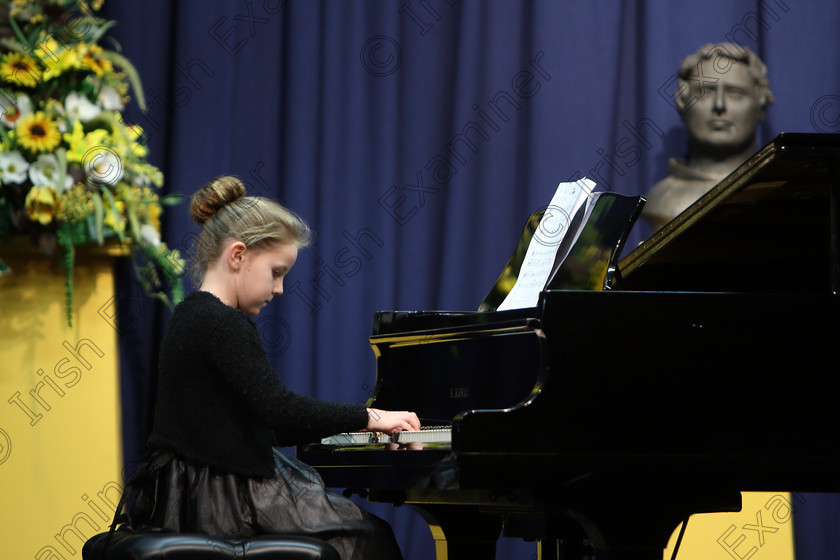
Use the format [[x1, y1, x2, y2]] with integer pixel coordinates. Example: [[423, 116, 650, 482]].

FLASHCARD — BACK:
[[235, 242, 298, 317]]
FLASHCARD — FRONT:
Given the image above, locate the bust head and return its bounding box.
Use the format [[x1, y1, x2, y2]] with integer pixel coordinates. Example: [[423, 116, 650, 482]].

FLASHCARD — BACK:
[[675, 44, 774, 157], [642, 44, 775, 233]]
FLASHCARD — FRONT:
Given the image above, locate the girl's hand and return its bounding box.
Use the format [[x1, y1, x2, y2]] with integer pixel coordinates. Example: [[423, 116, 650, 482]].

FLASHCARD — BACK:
[[365, 408, 421, 435]]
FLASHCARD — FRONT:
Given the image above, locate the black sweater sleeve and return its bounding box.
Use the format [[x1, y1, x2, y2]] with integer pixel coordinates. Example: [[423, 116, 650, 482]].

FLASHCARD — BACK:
[[202, 301, 369, 445]]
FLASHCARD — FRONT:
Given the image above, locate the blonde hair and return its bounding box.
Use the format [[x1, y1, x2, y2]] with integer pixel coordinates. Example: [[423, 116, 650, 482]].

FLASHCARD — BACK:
[[189, 176, 311, 285]]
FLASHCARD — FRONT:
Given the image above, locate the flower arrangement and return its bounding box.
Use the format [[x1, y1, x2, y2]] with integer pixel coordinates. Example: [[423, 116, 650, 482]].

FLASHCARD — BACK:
[[0, 0, 183, 324]]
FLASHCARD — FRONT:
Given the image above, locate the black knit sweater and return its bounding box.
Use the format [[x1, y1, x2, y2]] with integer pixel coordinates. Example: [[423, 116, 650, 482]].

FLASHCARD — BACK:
[[148, 291, 369, 478]]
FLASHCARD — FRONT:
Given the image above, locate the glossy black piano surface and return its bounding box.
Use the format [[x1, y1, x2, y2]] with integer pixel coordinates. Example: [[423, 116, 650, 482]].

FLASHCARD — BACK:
[[298, 133, 840, 559], [619, 132, 840, 293]]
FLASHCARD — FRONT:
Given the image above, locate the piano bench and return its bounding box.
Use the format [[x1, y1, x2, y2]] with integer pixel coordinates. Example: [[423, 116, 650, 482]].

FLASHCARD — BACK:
[[82, 529, 340, 560]]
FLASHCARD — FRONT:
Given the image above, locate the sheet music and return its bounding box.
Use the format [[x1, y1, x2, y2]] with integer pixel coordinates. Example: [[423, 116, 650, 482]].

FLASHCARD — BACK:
[[497, 178, 596, 310]]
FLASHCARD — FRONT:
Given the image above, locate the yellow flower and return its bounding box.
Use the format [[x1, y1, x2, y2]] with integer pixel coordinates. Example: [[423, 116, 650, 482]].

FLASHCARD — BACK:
[[0, 52, 43, 88], [62, 120, 87, 156], [43, 97, 65, 117], [59, 184, 94, 223], [147, 200, 162, 230], [62, 120, 109, 163], [9, 0, 29, 18], [122, 123, 148, 157], [34, 36, 79, 81], [127, 185, 163, 230], [77, 43, 113, 77], [25, 185, 61, 225], [16, 112, 62, 153], [104, 198, 126, 233]]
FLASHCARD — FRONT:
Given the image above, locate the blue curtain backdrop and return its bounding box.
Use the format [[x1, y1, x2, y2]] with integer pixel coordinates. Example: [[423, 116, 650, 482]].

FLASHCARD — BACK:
[[102, 1, 840, 559]]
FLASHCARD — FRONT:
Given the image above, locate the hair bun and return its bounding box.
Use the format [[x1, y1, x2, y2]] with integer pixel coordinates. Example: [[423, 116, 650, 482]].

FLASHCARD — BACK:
[[190, 176, 247, 224]]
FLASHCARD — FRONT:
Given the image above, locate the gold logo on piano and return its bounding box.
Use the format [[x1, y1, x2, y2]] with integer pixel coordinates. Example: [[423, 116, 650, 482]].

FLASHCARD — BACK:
[[449, 386, 469, 399]]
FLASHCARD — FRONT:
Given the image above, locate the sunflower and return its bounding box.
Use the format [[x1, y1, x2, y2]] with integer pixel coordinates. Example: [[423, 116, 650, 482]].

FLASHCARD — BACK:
[[77, 43, 113, 76], [0, 52, 43, 88], [15, 111, 62, 153]]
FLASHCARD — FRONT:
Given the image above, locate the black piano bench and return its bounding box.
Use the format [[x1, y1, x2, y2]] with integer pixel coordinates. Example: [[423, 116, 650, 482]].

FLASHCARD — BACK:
[[81, 529, 340, 560]]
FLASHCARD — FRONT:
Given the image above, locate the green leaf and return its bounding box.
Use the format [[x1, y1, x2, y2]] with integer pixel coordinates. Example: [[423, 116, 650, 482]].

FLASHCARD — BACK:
[[0, 38, 30, 57], [87, 19, 118, 45], [92, 190, 105, 244], [85, 213, 97, 240], [126, 204, 141, 242], [55, 147, 68, 194], [0, 124, 15, 149], [7, 18, 32, 53], [160, 193, 183, 206], [56, 224, 77, 327]]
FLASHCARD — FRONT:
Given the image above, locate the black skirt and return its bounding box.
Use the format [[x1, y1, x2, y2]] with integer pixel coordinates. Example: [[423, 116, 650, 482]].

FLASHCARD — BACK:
[[125, 449, 403, 560]]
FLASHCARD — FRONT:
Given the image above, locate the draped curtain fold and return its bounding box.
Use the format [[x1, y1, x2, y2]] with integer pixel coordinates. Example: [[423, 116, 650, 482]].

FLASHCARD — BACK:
[[103, 2, 840, 558]]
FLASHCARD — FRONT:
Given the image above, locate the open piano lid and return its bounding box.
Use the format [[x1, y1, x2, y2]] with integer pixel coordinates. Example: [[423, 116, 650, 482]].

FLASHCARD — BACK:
[[618, 132, 840, 293]]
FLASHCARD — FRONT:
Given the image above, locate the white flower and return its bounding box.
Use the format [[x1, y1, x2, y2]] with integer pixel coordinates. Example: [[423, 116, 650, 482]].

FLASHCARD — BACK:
[[131, 173, 151, 187], [28, 153, 74, 192], [97, 86, 124, 111], [0, 94, 33, 128], [140, 223, 161, 247], [65, 91, 101, 122], [0, 150, 29, 184], [84, 148, 123, 186]]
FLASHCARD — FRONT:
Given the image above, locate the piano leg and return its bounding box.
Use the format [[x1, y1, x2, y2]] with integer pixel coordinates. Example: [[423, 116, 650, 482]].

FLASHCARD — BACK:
[[830, 166, 840, 293], [503, 514, 595, 560], [411, 504, 502, 560], [536, 522, 595, 560]]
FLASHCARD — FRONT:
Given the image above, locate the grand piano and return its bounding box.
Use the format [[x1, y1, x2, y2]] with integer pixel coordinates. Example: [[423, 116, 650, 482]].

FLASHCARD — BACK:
[[298, 133, 840, 559]]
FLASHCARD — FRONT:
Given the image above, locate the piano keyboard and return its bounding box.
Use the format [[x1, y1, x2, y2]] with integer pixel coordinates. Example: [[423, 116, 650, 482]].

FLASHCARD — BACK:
[[320, 426, 451, 445], [392, 426, 451, 443]]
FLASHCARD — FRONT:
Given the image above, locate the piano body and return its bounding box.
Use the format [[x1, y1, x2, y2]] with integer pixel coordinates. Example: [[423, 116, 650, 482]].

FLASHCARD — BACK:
[[298, 133, 840, 559]]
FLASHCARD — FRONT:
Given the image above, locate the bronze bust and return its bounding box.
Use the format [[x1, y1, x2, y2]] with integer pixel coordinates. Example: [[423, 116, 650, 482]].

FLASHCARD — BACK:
[[642, 43, 774, 233]]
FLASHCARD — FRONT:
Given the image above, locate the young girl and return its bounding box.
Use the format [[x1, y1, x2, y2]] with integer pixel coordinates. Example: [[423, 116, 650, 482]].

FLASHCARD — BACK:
[[125, 176, 419, 559]]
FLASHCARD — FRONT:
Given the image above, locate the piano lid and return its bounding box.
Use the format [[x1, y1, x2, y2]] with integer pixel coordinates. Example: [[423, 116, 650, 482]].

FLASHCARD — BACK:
[[617, 132, 840, 293]]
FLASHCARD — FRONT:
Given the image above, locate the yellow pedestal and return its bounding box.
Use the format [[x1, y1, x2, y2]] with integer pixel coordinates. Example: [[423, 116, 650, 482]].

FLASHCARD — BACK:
[[0, 241, 125, 560], [662, 492, 797, 560]]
